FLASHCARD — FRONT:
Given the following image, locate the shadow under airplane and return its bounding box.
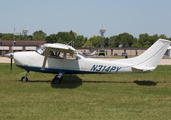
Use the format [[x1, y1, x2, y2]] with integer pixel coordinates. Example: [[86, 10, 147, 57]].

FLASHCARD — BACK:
[[22, 75, 160, 88], [133, 80, 158, 86], [51, 75, 82, 89]]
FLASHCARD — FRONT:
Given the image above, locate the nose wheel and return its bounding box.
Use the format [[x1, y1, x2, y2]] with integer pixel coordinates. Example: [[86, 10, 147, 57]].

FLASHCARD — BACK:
[[21, 76, 28, 82], [21, 71, 29, 82], [53, 73, 63, 84]]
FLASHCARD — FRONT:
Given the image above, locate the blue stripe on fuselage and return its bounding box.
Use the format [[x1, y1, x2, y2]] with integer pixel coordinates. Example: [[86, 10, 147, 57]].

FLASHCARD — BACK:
[[17, 65, 121, 74], [16, 65, 105, 74]]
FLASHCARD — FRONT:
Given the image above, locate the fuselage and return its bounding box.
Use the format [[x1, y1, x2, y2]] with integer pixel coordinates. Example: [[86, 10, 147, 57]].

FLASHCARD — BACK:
[[13, 51, 138, 74]]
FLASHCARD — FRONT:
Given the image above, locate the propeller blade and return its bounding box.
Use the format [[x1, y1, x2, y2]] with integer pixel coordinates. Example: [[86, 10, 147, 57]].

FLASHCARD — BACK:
[[11, 58, 12, 72], [4, 53, 13, 59], [4, 53, 13, 72]]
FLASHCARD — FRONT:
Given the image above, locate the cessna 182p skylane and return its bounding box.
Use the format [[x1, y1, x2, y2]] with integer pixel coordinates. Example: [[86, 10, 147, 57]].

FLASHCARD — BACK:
[[5, 39, 171, 84]]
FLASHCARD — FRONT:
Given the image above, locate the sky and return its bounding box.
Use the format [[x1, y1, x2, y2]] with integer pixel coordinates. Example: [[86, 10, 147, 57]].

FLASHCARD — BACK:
[[1, 0, 171, 38]]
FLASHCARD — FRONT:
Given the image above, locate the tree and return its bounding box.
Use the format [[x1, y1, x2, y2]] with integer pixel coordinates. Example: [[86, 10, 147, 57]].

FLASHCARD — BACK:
[[159, 34, 168, 39], [138, 33, 163, 47], [56, 30, 75, 44], [74, 35, 85, 47], [131, 42, 142, 48], [147, 36, 156, 45], [45, 34, 57, 43], [33, 30, 46, 40], [14, 35, 21, 40], [118, 33, 134, 47], [110, 35, 118, 47], [143, 44, 149, 48], [27, 35, 33, 40], [143, 41, 150, 48], [57, 38, 63, 43], [0, 33, 3, 39], [110, 33, 134, 47], [1, 33, 14, 40], [89, 35, 101, 47], [45, 30, 77, 44], [84, 40, 92, 48], [104, 37, 109, 47], [81, 37, 88, 47], [139, 33, 149, 41]]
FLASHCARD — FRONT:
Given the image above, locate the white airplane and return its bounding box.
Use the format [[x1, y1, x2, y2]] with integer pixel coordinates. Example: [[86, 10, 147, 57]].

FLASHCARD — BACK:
[[85, 51, 96, 56], [5, 39, 171, 84]]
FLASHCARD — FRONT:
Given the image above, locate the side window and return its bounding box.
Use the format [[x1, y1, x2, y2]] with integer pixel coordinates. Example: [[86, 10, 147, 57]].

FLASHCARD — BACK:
[[48, 51, 64, 59], [66, 53, 80, 60]]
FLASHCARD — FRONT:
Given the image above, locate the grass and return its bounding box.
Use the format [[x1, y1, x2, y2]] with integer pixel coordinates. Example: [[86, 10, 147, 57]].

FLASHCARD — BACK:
[[0, 64, 171, 120]]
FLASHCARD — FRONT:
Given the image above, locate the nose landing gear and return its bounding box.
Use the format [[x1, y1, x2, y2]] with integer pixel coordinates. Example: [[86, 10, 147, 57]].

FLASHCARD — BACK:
[[21, 71, 29, 82]]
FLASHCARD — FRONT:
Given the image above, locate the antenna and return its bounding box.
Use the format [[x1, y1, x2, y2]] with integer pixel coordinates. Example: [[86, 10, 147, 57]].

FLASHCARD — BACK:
[[105, 22, 106, 29], [99, 23, 106, 48], [22, 23, 28, 40], [14, 25, 15, 40]]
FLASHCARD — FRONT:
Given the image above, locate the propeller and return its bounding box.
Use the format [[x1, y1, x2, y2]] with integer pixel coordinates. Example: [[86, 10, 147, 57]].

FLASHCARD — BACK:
[[10, 57, 12, 72], [4, 53, 13, 72], [4, 41, 15, 72]]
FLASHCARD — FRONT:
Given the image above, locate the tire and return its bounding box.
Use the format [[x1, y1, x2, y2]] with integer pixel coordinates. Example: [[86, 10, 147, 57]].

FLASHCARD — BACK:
[[53, 77, 61, 84], [21, 76, 28, 82]]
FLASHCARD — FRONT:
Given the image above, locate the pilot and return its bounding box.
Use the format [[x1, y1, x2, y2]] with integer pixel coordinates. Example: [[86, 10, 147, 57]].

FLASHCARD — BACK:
[[49, 51, 55, 56]]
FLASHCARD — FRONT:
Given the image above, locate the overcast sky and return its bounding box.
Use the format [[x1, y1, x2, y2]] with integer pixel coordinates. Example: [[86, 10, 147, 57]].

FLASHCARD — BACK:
[[1, 0, 171, 38]]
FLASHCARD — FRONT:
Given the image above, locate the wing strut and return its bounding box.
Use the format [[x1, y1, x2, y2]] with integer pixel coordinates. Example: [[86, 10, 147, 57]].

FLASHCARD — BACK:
[[42, 47, 50, 71]]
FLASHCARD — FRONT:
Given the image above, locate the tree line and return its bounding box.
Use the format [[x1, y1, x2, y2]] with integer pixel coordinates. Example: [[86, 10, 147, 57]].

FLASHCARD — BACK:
[[0, 30, 171, 48]]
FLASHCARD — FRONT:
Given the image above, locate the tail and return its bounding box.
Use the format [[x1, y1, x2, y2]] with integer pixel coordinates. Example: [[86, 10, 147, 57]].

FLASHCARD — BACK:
[[117, 39, 171, 71]]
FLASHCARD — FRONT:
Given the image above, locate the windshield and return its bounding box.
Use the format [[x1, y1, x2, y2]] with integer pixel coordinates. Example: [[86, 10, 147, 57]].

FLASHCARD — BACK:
[[35, 47, 46, 55]]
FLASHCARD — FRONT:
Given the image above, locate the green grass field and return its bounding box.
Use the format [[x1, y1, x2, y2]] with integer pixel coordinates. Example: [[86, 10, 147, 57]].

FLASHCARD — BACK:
[[0, 63, 171, 120]]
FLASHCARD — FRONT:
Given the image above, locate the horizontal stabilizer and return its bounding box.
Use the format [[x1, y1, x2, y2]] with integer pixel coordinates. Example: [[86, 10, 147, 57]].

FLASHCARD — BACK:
[[132, 65, 155, 72]]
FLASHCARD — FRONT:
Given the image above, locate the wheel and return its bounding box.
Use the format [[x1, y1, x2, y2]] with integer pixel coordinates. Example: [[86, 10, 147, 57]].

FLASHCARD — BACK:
[[53, 77, 61, 84], [21, 76, 28, 82], [54, 75, 63, 81]]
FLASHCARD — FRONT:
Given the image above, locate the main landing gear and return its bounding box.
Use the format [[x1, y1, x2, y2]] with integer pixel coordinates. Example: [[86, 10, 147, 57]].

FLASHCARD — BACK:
[[53, 73, 63, 84]]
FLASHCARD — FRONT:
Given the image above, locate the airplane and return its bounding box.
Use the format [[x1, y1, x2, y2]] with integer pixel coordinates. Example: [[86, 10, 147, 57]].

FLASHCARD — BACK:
[[4, 39, 171, 84], [85, 51, 96, 56]]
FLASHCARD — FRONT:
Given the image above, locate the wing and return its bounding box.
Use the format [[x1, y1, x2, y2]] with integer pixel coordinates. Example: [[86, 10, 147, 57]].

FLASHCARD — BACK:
[[42, 43, 76, 71], [44, 43, 76, 53]]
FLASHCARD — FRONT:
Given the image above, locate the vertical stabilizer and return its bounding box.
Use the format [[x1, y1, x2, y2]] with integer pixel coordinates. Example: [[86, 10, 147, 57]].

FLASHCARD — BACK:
[[117, 39, 171, 70]]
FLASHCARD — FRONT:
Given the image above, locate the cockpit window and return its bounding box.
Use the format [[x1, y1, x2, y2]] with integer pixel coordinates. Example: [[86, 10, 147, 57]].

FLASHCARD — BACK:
[[35, 48, 88, 59], [35, 47, 64, 59], [35, 47, 46, 55]]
